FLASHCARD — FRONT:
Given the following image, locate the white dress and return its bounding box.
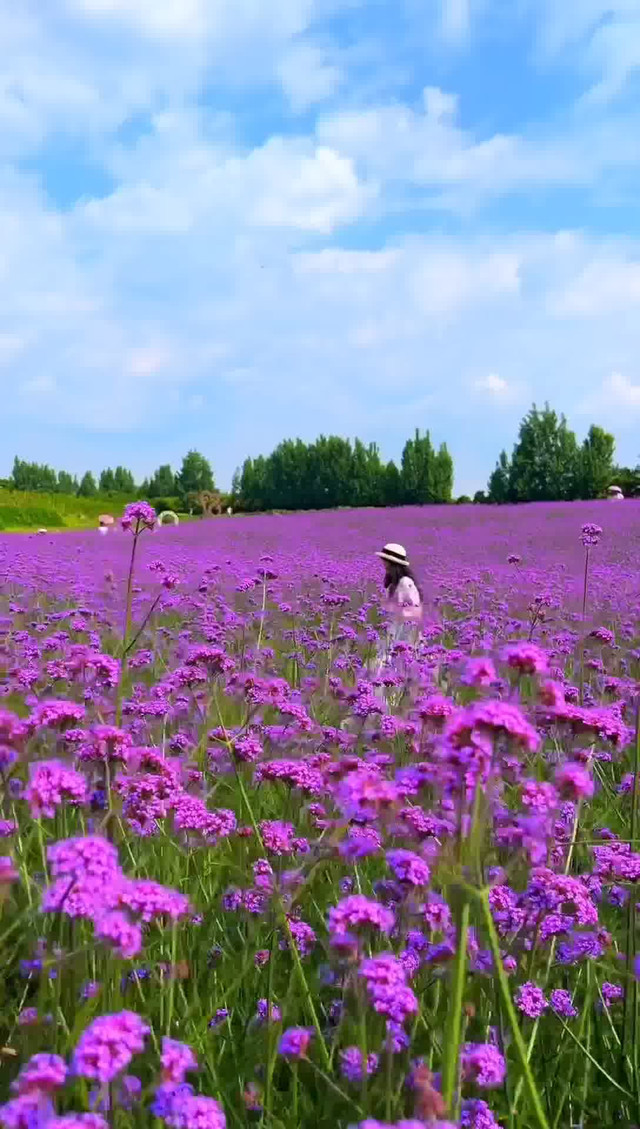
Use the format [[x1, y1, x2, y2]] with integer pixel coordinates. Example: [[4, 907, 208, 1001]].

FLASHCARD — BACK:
[[374, 576, 423, 679]]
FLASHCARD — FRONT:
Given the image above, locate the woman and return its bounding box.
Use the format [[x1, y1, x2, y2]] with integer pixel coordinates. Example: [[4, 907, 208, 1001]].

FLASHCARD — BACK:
[[373, 543, 423, 686]]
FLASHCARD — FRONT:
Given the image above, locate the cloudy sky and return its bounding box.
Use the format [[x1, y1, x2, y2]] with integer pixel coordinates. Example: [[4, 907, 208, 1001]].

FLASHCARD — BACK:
[[3, 0, 640, 494]]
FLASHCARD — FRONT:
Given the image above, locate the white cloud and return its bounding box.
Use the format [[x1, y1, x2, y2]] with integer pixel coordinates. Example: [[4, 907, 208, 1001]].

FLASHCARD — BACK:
[[66, 0, 210, 37], [295, 248, 399, 274], [315, 87, 615, 212], [276, 41, 342, 111], [423, 86, 458, 121], [126, 346, 172, 377], [475, 373, 508, 395], [411, 250, 521, 315], [472, 372, 527, 405], [579, 371, 640, 417], [252, 143, 370, 232], [0, 1, 340, 163], [521, 1, 640, 105], [4, 0, 640, 493], [608, 371, 640, 407], [552, 256, 640, 315], [0, 334, 27, 364], [440, 0, 471, 41], [65, 0, 323, 42], [75, 121, 373, 237]]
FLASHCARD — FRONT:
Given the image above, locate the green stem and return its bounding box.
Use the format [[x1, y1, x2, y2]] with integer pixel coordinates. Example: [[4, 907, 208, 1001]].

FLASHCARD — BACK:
[[476, 888, 550, 1129], [579, 547, 589, 704], [441, 896, 470, 1115], [623, 701, 640, 1098], [165, 921, 178, 1036], [123, 592, 162, 656], [512, 801, 582, 1117], [292, 1064, 298, 1123], [115, 531, 139, 725], [233, 767, 330, 1070], [264, 928, 278, 1123], [256, 577, 268, 651]]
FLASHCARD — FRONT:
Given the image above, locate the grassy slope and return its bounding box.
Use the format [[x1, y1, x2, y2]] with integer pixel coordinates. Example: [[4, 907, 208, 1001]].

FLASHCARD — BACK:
[[0, 490, 135, 532], [0, 491, 202, 532]]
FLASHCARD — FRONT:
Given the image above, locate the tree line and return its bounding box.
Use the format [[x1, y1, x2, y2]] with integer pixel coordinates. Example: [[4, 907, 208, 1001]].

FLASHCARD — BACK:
[[5, 453, 215, 508], [9, 458, 137, 498], [5, 406, 638, 514], [234, 431, 454, 511], [483, 405, 638, 504]]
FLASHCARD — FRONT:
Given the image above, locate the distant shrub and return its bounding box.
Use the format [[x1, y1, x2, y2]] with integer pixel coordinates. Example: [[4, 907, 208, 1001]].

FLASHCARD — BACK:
[[150, 497, 182, 516], [0, 504, 65, 530]]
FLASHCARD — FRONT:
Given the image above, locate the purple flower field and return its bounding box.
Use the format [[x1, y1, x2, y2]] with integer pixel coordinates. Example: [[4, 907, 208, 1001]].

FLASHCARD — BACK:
[[1, 500, 640, 1129]]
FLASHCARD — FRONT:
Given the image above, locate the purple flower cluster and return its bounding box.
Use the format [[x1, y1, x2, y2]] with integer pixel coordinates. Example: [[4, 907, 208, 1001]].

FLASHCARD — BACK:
[[2, 502, 639, 1126], [72, 1011, 150, 1083]]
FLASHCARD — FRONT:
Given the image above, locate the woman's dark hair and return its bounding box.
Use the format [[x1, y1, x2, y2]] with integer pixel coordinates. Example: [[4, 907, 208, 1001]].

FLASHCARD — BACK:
[[383, 560, 423, 601]]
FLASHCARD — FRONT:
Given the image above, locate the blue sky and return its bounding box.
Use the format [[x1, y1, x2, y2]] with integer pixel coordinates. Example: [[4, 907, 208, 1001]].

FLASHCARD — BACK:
[[3, 0, 640, 495]]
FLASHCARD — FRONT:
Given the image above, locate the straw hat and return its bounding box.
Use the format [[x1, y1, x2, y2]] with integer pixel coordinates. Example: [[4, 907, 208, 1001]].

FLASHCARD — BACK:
[[376, 543, 409, 566]]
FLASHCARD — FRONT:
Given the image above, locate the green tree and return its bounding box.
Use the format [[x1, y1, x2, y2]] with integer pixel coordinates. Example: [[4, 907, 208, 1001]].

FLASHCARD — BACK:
[[113, 466, 135, 493], [306, 436, 354, 509], [508, 404, 579, 502], [577, 425, 615, 499], [78, 471, 97, 497], [487, 450, 512, 503], [432, 443, 454, 502], [11, 457, 58, 492], [57, 470, 78, 494], [382, 461, 402, 506], [401, 430, 437, 504], [99, 468, 115, 492], [148, 464, 176, 498], [610, 465, 639, 497], [239, 456, 267, 511], [349, 438, 370, 508], [176, 451, 214, 502], [264, 439, 309, 510]]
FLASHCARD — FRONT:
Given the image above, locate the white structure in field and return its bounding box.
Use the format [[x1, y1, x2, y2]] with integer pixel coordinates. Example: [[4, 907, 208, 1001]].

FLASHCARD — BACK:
[[157, 510, 179, 526], [607, 485, 624, 501]]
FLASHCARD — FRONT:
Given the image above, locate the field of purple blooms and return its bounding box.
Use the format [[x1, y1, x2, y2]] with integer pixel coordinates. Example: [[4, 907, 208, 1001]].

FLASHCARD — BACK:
[[1, 500, 640, 1129]]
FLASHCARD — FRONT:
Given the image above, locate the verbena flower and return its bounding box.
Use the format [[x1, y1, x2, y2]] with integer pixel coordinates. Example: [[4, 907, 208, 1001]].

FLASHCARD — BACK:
[[11, 1054, 67, 1096], [328, 895, 395, 939], [121, 502, 156, 532], [550, 989, 578, 1019], [515, 982, 548, 1019], [161, 1038, 198, 1085], [72, 1011, 149, 1083], [277, 1027, 314, 1060], [25, 761, 87, 819], [461, 1043, 507, 1088], [339, 1047, 379, 1083], [581, 523, 602, 548]]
